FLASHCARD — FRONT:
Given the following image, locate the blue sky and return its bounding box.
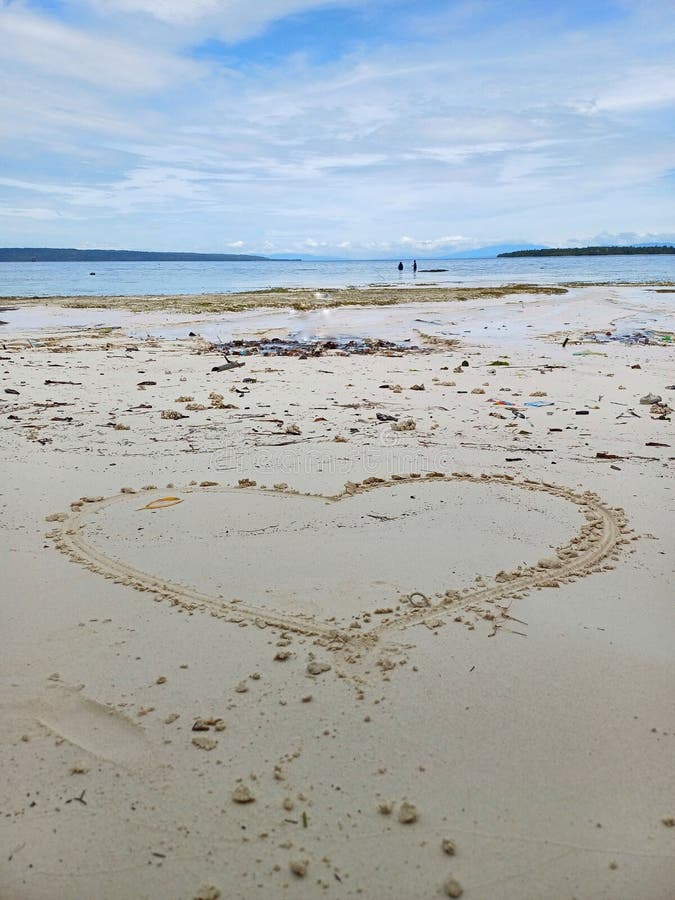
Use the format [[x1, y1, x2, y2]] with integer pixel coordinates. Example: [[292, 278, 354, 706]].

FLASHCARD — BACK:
[[1, 0, 674, 257]]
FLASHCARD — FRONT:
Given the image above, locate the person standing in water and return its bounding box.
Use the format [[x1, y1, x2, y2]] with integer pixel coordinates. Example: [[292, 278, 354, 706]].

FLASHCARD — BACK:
[[413, 259, 417, 273], [397, 261, 404, 271]]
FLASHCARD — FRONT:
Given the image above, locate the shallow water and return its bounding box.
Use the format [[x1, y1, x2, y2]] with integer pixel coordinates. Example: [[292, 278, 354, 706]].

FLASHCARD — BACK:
[[2, 254, 675, 298]]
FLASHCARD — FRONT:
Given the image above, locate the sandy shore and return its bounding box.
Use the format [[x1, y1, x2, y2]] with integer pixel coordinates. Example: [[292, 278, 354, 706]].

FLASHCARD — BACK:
[[1, 285, 674, 899]]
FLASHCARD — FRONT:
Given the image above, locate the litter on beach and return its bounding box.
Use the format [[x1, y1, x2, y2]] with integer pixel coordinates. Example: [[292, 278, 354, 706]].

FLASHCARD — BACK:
[[206, 335, 422, 357], [580, 328, 673, 346]]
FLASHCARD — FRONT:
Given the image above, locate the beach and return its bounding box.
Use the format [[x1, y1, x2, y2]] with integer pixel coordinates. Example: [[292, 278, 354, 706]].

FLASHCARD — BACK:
[[1, 283, 674, 899]]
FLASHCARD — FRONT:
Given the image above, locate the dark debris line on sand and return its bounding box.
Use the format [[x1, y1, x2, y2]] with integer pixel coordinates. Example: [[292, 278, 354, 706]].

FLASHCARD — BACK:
[[205, 336, 424, 358]]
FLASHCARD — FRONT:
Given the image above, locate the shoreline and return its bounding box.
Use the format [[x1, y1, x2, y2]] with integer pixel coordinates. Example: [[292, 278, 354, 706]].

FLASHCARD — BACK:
[[2, 279, 675, 314], [2, 284, 674, 351]]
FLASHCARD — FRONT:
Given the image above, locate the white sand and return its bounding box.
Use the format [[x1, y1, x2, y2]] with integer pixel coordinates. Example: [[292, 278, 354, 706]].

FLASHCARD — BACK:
[[1, 285, 674, 899]]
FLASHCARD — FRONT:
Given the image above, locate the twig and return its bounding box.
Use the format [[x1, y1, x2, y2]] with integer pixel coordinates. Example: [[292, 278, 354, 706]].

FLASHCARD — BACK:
[[503, 614, 528, 626], [257, 437, 320, 446]]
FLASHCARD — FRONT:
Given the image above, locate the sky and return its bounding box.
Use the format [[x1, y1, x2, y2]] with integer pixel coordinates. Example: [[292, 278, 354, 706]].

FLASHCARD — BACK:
[[1, 0, 675, 258]]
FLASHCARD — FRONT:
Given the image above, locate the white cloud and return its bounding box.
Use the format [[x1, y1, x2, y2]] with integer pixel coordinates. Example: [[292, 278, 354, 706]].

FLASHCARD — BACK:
[[0, 3, 196, 91], [399, 235, 467, 250], [577, 230, 675, 247], [0, 206, 66, 220], [89, 0, 360, 39], [582, 65, 675, 113]]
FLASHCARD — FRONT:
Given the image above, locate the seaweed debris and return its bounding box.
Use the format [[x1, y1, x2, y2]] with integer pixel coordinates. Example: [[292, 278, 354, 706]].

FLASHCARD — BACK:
[[205, 334, 422, 358]]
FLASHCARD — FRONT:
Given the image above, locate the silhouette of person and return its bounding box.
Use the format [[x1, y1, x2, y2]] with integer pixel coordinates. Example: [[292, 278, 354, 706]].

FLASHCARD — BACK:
[[397, 261, 404, 271], [413, 259, 417, 273]]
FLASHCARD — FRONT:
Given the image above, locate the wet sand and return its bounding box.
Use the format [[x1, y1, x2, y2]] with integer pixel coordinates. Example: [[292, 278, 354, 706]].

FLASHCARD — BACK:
[[1, 285, 674, 899], [0, 282, 567, 314]]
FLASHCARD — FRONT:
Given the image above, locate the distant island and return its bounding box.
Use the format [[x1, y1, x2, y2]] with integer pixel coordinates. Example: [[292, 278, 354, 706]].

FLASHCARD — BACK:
[[0, 247, 274, 262], [498, 245, 675, 258]]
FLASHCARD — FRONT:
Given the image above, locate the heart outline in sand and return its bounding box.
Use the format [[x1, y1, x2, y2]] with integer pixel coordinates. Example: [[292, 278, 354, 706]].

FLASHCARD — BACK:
[[47, 473, 629, 645]]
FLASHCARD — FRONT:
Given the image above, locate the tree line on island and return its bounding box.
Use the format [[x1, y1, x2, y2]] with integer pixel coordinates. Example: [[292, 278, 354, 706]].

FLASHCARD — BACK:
[[498, 245, 675, 257], [0, 248, 275, 262]]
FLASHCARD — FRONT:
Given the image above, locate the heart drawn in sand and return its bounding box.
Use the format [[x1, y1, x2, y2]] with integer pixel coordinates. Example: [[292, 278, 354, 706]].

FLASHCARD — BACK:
[[48, 473, 628, 642]]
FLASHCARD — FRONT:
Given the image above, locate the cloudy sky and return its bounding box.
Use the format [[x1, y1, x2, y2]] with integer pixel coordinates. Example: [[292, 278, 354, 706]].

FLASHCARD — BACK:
[[1, 0, 674, 257]]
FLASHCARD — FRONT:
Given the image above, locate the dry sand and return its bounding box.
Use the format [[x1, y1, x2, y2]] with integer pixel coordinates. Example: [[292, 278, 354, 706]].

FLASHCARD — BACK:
[[1, 285, 674, 899]]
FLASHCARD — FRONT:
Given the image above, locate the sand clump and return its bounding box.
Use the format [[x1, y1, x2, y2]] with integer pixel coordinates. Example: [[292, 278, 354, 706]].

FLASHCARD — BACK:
[[193, 886, 221, 900], [444, 876, 463, 897], [192, 717, 225, 732], [289, 860, 307, 877], [397, 801, 418, 824], [192, 736, 217, 751], [306, 660, 331, 676], [232, 785, 255, 804], [441, 838, 456, 855]]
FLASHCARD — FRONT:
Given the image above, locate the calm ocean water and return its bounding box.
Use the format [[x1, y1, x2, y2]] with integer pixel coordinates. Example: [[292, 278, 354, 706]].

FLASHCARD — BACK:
[[1, 255, 675, 298]]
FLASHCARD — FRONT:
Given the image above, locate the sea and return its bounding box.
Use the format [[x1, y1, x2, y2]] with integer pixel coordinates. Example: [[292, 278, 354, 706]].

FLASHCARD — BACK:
[[2, 255, 675, 298]]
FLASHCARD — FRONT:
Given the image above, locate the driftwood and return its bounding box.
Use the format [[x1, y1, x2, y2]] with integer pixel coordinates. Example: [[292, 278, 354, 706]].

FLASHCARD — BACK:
[[211, 355, 245, 372]]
